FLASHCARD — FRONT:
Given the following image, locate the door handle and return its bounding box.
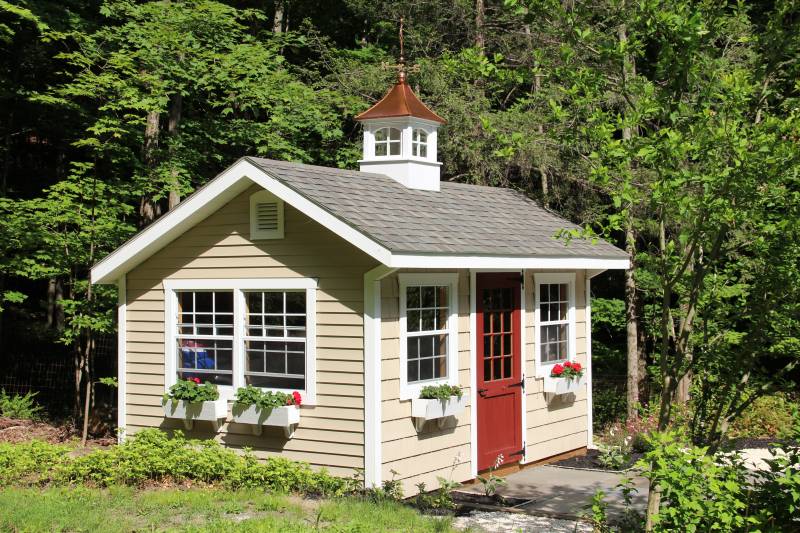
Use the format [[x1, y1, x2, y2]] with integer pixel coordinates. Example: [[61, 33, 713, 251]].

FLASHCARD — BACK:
[[478, 388, 488, 397]]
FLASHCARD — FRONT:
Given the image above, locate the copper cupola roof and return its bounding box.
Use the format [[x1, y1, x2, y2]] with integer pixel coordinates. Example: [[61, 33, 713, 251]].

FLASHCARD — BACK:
[[355, 73, 446, 124]]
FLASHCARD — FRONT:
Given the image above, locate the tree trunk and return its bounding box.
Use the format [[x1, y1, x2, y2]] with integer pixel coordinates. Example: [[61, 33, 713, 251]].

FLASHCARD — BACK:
[[167, 93, 182, 210], [273, 1, 284, 33], [139, 110, 161, 227], [475, 0, 485, 53], [625, 224, 640, 419]]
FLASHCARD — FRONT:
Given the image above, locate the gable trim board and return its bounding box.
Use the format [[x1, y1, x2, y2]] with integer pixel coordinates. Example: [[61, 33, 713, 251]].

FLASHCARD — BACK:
[[91, 158, 629, 285]]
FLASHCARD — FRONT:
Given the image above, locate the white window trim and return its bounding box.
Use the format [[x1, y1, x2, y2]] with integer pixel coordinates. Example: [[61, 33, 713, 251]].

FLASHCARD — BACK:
[[250, 190, 284, 240], [163, 278, 317, 404], [398, 273, 459, 400], [373, 126, 402, 158], [533, 273, 576, 377], [411, 127, 431, 160]]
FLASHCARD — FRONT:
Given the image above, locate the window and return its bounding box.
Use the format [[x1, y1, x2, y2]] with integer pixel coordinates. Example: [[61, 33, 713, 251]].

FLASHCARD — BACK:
[[534, 273, 575, 373], [244, 291, 306, 390], [412, 128, 428, 158], [374, 127, 401, 156], [165, 279, 317, 402], [399, 273, 459, 399], [176, 291, 234, 386], [250, 190, 284, 240]]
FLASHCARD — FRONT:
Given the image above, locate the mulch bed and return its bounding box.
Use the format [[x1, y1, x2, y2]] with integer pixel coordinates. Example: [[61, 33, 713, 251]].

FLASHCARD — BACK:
[[0, 417, 115, 446], [550, 448, 644, 471], [725, 437, 799, 451]]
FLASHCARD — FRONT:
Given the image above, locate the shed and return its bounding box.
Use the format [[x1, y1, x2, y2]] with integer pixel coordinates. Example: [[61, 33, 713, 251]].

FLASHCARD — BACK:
[[91, 73, 628, 495]]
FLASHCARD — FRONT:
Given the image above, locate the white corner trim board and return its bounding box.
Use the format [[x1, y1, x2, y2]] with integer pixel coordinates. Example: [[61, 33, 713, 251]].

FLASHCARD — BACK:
[[363, 265, 397, 488], [117, 276, 127, 443], [469, 270, 478, 478], [91, 158, 628, 285]]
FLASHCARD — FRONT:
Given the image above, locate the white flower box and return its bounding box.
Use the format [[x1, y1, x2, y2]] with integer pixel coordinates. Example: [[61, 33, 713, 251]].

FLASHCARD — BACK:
[[543, 375, 585, 395], [162, 398, 228, 431], [411, 395, 467, 431], [231, 404, 301, 438]]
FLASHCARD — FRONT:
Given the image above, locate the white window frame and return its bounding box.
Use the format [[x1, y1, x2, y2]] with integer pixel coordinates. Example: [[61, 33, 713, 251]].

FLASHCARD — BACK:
[[373, 127, 402, 158], [411, 127, 429, 159], [250, 190, 284, 240], [164, 278, 317, 404], [398, 273, 459, 400], [533, 272, 576, 377]]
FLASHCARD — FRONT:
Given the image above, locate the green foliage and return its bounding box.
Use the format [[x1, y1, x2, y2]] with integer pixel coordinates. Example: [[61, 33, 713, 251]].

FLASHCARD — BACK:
[[163, 379, 219, 403], [597, 444, 630, 471], [476, 453, 508, 497], [728, 393, 799, 440], [233, 385, 299, 409], [592, 386, 627, 431], [0, 429, 356, 496], [638, 432, 800, 532], [0, 389, 44, 420], [418, 384, 463, 401]]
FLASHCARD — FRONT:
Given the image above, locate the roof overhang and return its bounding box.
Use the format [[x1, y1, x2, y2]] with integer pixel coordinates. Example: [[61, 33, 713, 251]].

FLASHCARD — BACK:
[[91, 158, 629, 284]]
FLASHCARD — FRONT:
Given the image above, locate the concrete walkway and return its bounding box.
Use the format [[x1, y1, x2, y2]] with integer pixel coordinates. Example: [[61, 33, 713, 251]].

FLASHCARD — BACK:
[[458, 465, 648, 520]]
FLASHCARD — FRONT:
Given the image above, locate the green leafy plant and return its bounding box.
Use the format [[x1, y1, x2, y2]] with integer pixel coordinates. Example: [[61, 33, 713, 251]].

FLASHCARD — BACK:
[[419, 384, 463, 401], [597, 444, 630, 471], [163, 379, 219, 403], [0, 389, 44, 420], [477, 454, 507, 497], [728, 393, 799, 440], [0, 429, 356, 496], [233, 385, 301, 409]]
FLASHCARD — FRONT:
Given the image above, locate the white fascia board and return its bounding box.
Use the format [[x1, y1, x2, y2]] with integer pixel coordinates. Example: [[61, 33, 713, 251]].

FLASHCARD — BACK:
[[91, 159, 257, 284], [389, 254, 629, 271]]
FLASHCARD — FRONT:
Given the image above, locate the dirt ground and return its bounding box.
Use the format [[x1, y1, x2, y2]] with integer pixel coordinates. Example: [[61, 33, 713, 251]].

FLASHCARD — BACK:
[[0, 417, 115, 446]]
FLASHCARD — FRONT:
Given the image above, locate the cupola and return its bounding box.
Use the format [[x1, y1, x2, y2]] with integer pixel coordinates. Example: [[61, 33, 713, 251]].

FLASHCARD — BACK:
[[355, 70, 446, 191]]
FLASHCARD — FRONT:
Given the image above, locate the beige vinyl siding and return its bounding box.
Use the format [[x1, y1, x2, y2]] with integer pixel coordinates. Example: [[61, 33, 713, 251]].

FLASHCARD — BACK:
[[124, 184, 377, 476], [523, 269, 589, 461], [379, 270, 472, 496]]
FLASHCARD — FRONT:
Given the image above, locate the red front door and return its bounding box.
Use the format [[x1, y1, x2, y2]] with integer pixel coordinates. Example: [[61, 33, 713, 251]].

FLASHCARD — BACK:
[[476, 272, 523, 471]]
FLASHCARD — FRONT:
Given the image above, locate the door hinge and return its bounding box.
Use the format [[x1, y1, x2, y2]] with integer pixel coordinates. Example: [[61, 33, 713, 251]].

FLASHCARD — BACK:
[[510, 443, 526, 457], [508, 378, 525, 392], [507, 274, 524, 283]]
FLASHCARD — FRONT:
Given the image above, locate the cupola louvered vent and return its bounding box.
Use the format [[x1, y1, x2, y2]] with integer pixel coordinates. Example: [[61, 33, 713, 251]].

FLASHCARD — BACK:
[[249, 190, 284, 240]]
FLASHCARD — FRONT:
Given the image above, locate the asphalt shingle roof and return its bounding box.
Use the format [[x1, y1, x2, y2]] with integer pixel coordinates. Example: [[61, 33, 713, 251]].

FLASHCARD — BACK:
[[247, 157, 628, 259]]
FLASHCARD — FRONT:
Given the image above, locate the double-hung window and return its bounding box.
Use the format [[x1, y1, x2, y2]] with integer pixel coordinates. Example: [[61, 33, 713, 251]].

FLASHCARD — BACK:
[[176, 291, 234, 386], [165, 279, 317, 402], [534, 273, 575, 374], [244, 291, 307, 390], [399, 273, 459, 399]]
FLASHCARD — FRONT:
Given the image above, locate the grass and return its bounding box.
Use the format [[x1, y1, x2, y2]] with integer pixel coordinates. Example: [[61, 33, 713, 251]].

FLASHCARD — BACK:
[[0, 486, 459, 532]]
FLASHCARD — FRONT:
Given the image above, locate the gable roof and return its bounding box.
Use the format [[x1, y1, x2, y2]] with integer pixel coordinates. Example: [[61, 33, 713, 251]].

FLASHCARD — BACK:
[[91, 157, 628, 284], [355, 80, 446, 124]]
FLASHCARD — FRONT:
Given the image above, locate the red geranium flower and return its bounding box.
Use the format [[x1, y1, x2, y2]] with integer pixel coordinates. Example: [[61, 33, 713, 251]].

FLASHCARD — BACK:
[[190, 377, 201, 384], [572, 363, 582, 373], [551, 364, 564, 376], [564, 361, 572, 368], [292, 391, 302, 406]]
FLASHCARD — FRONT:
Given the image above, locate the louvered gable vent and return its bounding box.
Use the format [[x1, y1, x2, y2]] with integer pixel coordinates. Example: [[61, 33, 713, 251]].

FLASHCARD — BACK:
[[249, 190, 284, 240]]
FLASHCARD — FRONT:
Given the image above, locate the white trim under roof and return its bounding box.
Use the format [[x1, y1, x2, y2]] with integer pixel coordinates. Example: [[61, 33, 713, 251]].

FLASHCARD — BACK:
[[90, 158, 629, 284]]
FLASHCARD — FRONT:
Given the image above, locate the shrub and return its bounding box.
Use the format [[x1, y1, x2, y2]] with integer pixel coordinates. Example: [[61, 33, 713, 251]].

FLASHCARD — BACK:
[[638, 432, 800, 532], [0, 429, 356, 496], [596, 444, 629, 470], [0, 389, 44, 420], [0, 440, 69, 485], [419, 384, 462, 400], [163, 379, 219, 403], [728, 393, 799, 440]]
